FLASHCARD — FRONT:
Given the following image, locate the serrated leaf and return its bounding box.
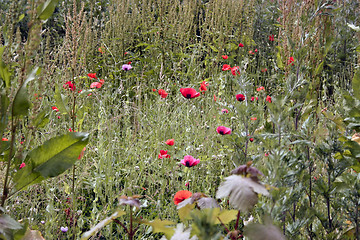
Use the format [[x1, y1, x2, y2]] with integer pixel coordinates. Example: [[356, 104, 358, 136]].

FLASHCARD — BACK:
[[141, 219, 175, 239], [81, 210, 125, 240], [178, 203, 195, 221], [37, 0, 59, 21], [12, 132, 89, 193], [12, 67, 40, 117], [215, 209, 238, 224], [353, 69, 360, 100]]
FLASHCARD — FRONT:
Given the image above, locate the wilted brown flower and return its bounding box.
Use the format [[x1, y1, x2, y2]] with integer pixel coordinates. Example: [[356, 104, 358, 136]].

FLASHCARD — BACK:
[[119, 195, 141, 208]]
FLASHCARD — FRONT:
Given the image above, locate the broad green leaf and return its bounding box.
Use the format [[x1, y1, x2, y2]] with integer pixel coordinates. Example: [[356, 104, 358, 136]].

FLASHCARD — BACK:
[[0, 46, 11, 88], [81, 210, 125, 240], [32, 109, 50, 128], [12, 132, 89, 193], [353, 69, 360, 100], [12, 67, 40, 117], [37, 0, 60, 21], [215, 209, 238, 224], [18, 14, 25, 22], [141, 219, 175, 239], [0, 214, 22, 240], [54, 85, 68, 115], [178, 203, 195, 221]]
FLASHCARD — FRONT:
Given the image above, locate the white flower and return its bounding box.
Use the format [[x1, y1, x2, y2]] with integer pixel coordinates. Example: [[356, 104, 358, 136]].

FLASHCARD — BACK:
[[160, 223, 198, 240], [216, 175, 269, 212]]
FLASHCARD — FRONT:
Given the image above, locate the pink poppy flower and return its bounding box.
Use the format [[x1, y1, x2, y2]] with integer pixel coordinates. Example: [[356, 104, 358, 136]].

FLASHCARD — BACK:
[[90, 82, 102, 88], [158, 150, 171, 159], [165, 139, 175, 146], [236, 94, 245, 101], [181, 155, 200, 167], [221, 109, 229, 113], [231, 66, 240, 76], [19, 162, 26, 169], [180, 88, 200, 99], [222, 64, 231, 71], [216, 126, 232, 135], [122, 64, 132, 71]]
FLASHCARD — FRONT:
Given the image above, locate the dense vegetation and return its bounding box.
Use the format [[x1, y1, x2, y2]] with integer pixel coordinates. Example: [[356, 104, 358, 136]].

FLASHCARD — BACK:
[[1, 0, 360, 239]]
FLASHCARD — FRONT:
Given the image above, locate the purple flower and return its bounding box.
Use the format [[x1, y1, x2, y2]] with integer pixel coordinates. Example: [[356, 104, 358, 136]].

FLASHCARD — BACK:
[[60, 226, 68, 233], [122, 64, 132, 71]]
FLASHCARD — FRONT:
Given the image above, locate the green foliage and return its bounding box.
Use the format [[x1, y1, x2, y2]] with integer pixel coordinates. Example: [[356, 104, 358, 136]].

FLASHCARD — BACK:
[[12, 132, 89, 193]]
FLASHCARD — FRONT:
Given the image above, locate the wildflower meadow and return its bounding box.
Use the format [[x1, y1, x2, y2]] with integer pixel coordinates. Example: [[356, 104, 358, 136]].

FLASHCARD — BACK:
[[1, 0, 360, 239]]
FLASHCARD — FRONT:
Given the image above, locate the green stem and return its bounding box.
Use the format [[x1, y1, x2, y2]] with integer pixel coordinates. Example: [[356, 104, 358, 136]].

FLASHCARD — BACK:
[[1, 118, 17, 207]]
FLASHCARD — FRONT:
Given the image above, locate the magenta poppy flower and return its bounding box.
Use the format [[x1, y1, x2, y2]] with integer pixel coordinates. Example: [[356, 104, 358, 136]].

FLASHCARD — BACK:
[[236, 94, 245, 101], [180, 88, 200, 99], [122, 64, 132, 71], [239, 43, 244, 47], [19, 162, 26, 169], [181, 155, 200, 167], [221, 109, 229, 113], [216, 126, 232, 135]]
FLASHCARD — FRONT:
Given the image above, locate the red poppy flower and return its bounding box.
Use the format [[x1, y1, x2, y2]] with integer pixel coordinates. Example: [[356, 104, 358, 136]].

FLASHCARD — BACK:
[[152, 89, 157, 92], [19, 162, 26, 169], [216, 126, 232, 135], [236, 94, 245, 101], [255, 49, 258, 53], [98, 47, 104, 54], [222, 55, 228, 59], [221, 109, 229, 113], [158, 150, 171, 159], [261, 68, 267, 72], [173, 190, 192, 205], [256, 86, 265, 91], [165, 139, 175, 146], [87, 73, 97, 79], [99, 79, 105, 85], [288, 57, 295, 65], [124, 52, 128, 55], [180, 155, 200, 167], [265, 152, 269, 157], [239, 43, 244, 47], [180, 88, 200, 99], [90, 82, 102, 89], [269, 35, 274, 41], [199, 81, 209, 93], [231, 66, 240, 76], [158, 89, 168, 98], [52, 106, 59, 112], [251, 117, 257, 121], [2, 138, 8, 141], [222, 64, 231, 71], [266, 95, 272, 103], [63, 81, 76, 91], [249, 50, 253, 54], [249, 138, 254, 142]]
